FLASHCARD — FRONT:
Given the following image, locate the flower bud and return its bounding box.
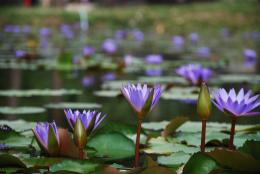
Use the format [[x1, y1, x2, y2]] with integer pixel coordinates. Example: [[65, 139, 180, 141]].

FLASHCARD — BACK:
[[74, 118, 87, 149], [140, 88, 154, 119], [47, 124, 60, 156], [197, 82, 211, 120]]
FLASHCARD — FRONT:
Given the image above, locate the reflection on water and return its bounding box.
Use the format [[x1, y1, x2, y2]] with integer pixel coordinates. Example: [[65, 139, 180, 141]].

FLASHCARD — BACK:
[[0, 69, 259, 126]]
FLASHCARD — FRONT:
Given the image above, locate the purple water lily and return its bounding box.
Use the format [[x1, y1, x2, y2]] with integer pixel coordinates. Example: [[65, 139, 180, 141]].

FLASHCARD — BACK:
[[131, 29, 144, 42], [196, 47, 211, 58], [101, 73, 116, 81], [82, 46, 95, 57], [243, 48, 257, 68], [82, 75, 95, 87], [32, 121, 60, 155], [212, 88, 260, 117], [124, 54, 134, 66], [176, 64, 213, 86], [189, 32, 199, 43], [121, 83, 162, 167], [145, 68, 162, 76], [115, 30, 127, 40], [102, 39, 117, 54], [121, 83, 162, 116], [15, 50, 26, 59], [60, 24, 74, 39], [145, 54, 163, 64], [172, 35, 184, 49], [212, 88, 260, 150], [64, 109, 106, 134], [39, 27, 51, 37]]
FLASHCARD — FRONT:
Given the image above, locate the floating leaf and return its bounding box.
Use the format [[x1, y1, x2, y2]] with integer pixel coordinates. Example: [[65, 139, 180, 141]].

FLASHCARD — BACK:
[[0, 120, 36, 132], [162, 116, 189, 137], [45, 102, 102, 109], [0, 154, 27, 168], [87, 132, 135, 160], [94, 90, 121, 98], [239, 140, 260, 160], [0, 107, 45, 115], [157, 152, 191, 166], [142, 121, 169, 131], [182, 152, 218, 174]]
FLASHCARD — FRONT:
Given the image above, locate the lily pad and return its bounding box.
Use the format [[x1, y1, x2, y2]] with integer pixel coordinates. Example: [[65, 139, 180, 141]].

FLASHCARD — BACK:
[[45, 102, 102, 109], [94, 90, 121, 98], [87, 132, 135, 160], [142, 121, 169, 131], [0, 120, 36, 131], [216, 74, 260, 84], [0, 107, 46, 115], [157, 152, 191, 166], [102, 80, 136, 90], [0, 89, 82, 97], [138, 76, 187, 85]]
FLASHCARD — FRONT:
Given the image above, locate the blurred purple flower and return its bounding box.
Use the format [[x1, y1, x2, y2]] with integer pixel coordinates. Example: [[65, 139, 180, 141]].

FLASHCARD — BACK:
[[82, 46, 95, 57], [176, 64, 213, 86], [72, 56, 81, 64], [243, 48, 257, 68], [64, 109, 106, 134], [131, 29, 144, 42], [102, 39, 117, 54], [145, 54, 163, 64], [40, 27, 51, 37], [15, 50, 26, 59], [251, 31, 260, 41], [212, 88, 260, 117], [115, 30, 127, 40], [22, 25, 31, 33], [145, 68, 162, 76], [121, 83, 162, 116], [101, 73, 116, 81], [32, 121, 60, 154], [60, 24, 74, 39], [220, 28, 230, 38], [196, 47, 211, 58], [189, 32, 199, 43], [172, 35, 184, 49], [82, 75, 95, 87], [124, 54, 134, 66]]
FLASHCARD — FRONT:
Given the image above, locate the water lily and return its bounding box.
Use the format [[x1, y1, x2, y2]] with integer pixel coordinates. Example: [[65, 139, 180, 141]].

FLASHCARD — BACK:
[[102, 38, 117, 54], [131, 29, 144, 42], [189, 32, 199, 43], [176, 64, 213, 86], [212, 88, 260, 149], [145, 68, 162, 76], [172, 35, 184, 50], [101, 73, 116, 81], [243, 48, 257, 68], [15, 50, 26, 59], [64, 109, 106, 135], [82, 45, 95, 57], [196, 47, 211, 58], [197, 82, 211, 152], [82, 75, 95, 88], [60, 24, 74, 39], [145, 54, 163, 64], [32, 121, 60, 156], [124, 54, 134, 66], [121, 83, 162, 167]]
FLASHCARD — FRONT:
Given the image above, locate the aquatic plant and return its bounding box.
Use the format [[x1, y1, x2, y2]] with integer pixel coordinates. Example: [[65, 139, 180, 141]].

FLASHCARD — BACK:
[[32, 121, 60, 156], [212, 88, 260, 149], [121, 83, 162, 167], [243, 48, 257, 68], [176, 64, 213, 86], [145, 54, 163, 64], [197, 82, 211, 152], [102, 38, 117, 54]]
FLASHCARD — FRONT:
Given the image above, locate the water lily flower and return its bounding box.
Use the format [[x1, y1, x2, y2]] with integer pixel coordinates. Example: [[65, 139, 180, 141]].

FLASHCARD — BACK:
[[82, 46, 95, 57], [212, 88, 260, 149], [243, 48, 257, 68], [131, 29, 144, 42], [176, 64, 213, 86], [121, 83, 162, 167], [39, 27, 51, 37], [115, 29, 127, 40], [102, 39, 117, 54], [124, 54, 134, 66], [64, 109, 106, 135], [189, 32, 199, 43], [145, 54, 163, 64], [15, 50, 26, 59], [60, 24, 74, 39], [172, 35, 184, 50], [82, 75, 95, 88], [32, 121, 60, 156], [145, 68, 162, 76], [101, 73, 116, 81], [196, 47, 211, 58]]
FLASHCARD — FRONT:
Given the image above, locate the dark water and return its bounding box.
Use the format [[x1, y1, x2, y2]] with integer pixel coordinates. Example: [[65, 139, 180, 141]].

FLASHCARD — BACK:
[[0, 69, 260, 127]]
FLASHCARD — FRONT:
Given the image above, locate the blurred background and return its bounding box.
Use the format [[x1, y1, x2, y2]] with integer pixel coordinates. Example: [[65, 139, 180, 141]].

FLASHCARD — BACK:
[[0, 0, 259, 126]]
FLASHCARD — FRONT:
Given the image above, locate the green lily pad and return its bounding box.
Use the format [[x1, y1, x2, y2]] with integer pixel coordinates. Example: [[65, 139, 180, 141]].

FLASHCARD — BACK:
[[239, 140, 260, 160], [138, 76, 187, 85], [94, 90, 121, 98], [0, 107, 46, 115], [50, 160, 101, 174], [162, 116, 189, 137], [144, 137, 198, 154], [157, 152, 191, 166], [102, 80, 136, 90], [142, 121, 169, 131], [0, 89, 82, 97], [0, 120, 36, 131], [45, 102, 102, 109], [0, 154, 27, 168], [87, 132, 135, 160], [216, 74, 260, 84]]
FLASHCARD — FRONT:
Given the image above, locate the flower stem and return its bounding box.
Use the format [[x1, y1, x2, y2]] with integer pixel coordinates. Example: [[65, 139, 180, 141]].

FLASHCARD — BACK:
[[200, 119, 207, 152], [79, 148, 84, 160], [134, 118, 142, 167], [229, 117, 236, 150]]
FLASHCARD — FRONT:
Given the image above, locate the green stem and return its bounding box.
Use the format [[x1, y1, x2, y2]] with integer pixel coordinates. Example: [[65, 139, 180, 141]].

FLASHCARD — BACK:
[[134, 118, 142, 167]]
